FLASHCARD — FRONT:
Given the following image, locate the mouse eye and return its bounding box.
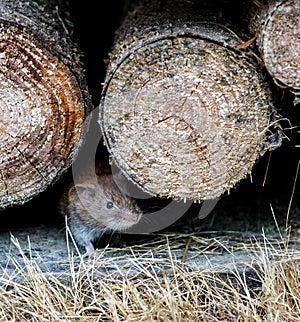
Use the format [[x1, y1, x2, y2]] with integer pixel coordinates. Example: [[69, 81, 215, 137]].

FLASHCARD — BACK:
[[106, 201, 114, 209]]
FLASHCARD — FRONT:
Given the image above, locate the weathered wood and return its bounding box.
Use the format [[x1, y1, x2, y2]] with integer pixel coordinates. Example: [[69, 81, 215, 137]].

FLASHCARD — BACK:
[[249, 0, 300, 94], [0, 0, 92, 209], [99, 0, 280, 202]]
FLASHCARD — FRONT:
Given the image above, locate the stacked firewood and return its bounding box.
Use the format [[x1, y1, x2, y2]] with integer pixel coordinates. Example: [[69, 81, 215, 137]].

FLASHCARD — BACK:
[[99, 0, 298, 201], [0, 0, 298, 209]]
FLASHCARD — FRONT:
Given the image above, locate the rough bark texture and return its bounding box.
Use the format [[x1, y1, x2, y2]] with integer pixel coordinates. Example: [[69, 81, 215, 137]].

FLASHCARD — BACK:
[[0, 0, 92, 209], [99, 0, 280, 202], [249, 0, 300, 94]]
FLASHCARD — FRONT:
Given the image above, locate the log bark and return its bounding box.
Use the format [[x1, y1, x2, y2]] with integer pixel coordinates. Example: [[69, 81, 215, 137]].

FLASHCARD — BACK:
[[99, 0, 281, 202], [0, 0, 92, 209], [249, 0, 300, 94]]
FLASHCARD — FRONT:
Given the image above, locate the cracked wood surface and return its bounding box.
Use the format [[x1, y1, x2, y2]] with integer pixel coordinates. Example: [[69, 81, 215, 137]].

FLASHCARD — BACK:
[[0, 0, 92, 209], [99, 0, 281, 202]]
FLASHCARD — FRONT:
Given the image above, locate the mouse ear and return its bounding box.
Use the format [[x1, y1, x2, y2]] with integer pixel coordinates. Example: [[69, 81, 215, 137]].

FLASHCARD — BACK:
[[71, 183, 96, 200]]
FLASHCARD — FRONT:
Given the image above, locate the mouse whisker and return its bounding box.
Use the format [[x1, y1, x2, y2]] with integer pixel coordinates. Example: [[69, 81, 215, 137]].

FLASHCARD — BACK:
[[107, 230, 118, 245]]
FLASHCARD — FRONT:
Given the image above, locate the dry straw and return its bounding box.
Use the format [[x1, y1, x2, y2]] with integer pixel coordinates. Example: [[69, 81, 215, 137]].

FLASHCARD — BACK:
[[0, 225, 299, 321]]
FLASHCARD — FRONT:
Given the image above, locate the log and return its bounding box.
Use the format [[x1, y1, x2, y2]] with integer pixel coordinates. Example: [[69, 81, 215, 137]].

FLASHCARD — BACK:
[[249, 0, 300, 94], [0, 0, 92, 209], [99, 0, 281, 202]]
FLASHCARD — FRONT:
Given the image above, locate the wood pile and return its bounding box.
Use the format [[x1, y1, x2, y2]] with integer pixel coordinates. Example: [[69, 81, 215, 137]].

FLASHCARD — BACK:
[[0, 0, 298, 209], [99, 0, 296, 201]]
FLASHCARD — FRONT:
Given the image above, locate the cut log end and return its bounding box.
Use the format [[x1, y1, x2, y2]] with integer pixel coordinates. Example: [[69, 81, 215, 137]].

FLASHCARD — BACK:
[[256, 0, 300, 92], [0, 24, 86, 209], [100, 35, 272, 201]]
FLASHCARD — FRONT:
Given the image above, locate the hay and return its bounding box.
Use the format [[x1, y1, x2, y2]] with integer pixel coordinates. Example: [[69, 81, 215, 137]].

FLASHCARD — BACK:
[[0, 228, 299, 321]]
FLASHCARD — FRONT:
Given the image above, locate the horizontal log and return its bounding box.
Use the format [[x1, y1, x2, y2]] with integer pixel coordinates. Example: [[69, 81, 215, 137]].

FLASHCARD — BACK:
[[0, 0, 92, 209], [99, 0, 281, 202], [249, 0, 300, 94]]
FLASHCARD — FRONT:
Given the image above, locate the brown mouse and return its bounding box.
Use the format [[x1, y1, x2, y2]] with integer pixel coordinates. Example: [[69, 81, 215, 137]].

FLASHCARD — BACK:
[[59, 160, 142, 257]]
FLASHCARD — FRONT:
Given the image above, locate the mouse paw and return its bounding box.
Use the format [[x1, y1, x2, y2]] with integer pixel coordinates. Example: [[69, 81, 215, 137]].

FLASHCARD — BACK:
[[84, 242, 96, 259]]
